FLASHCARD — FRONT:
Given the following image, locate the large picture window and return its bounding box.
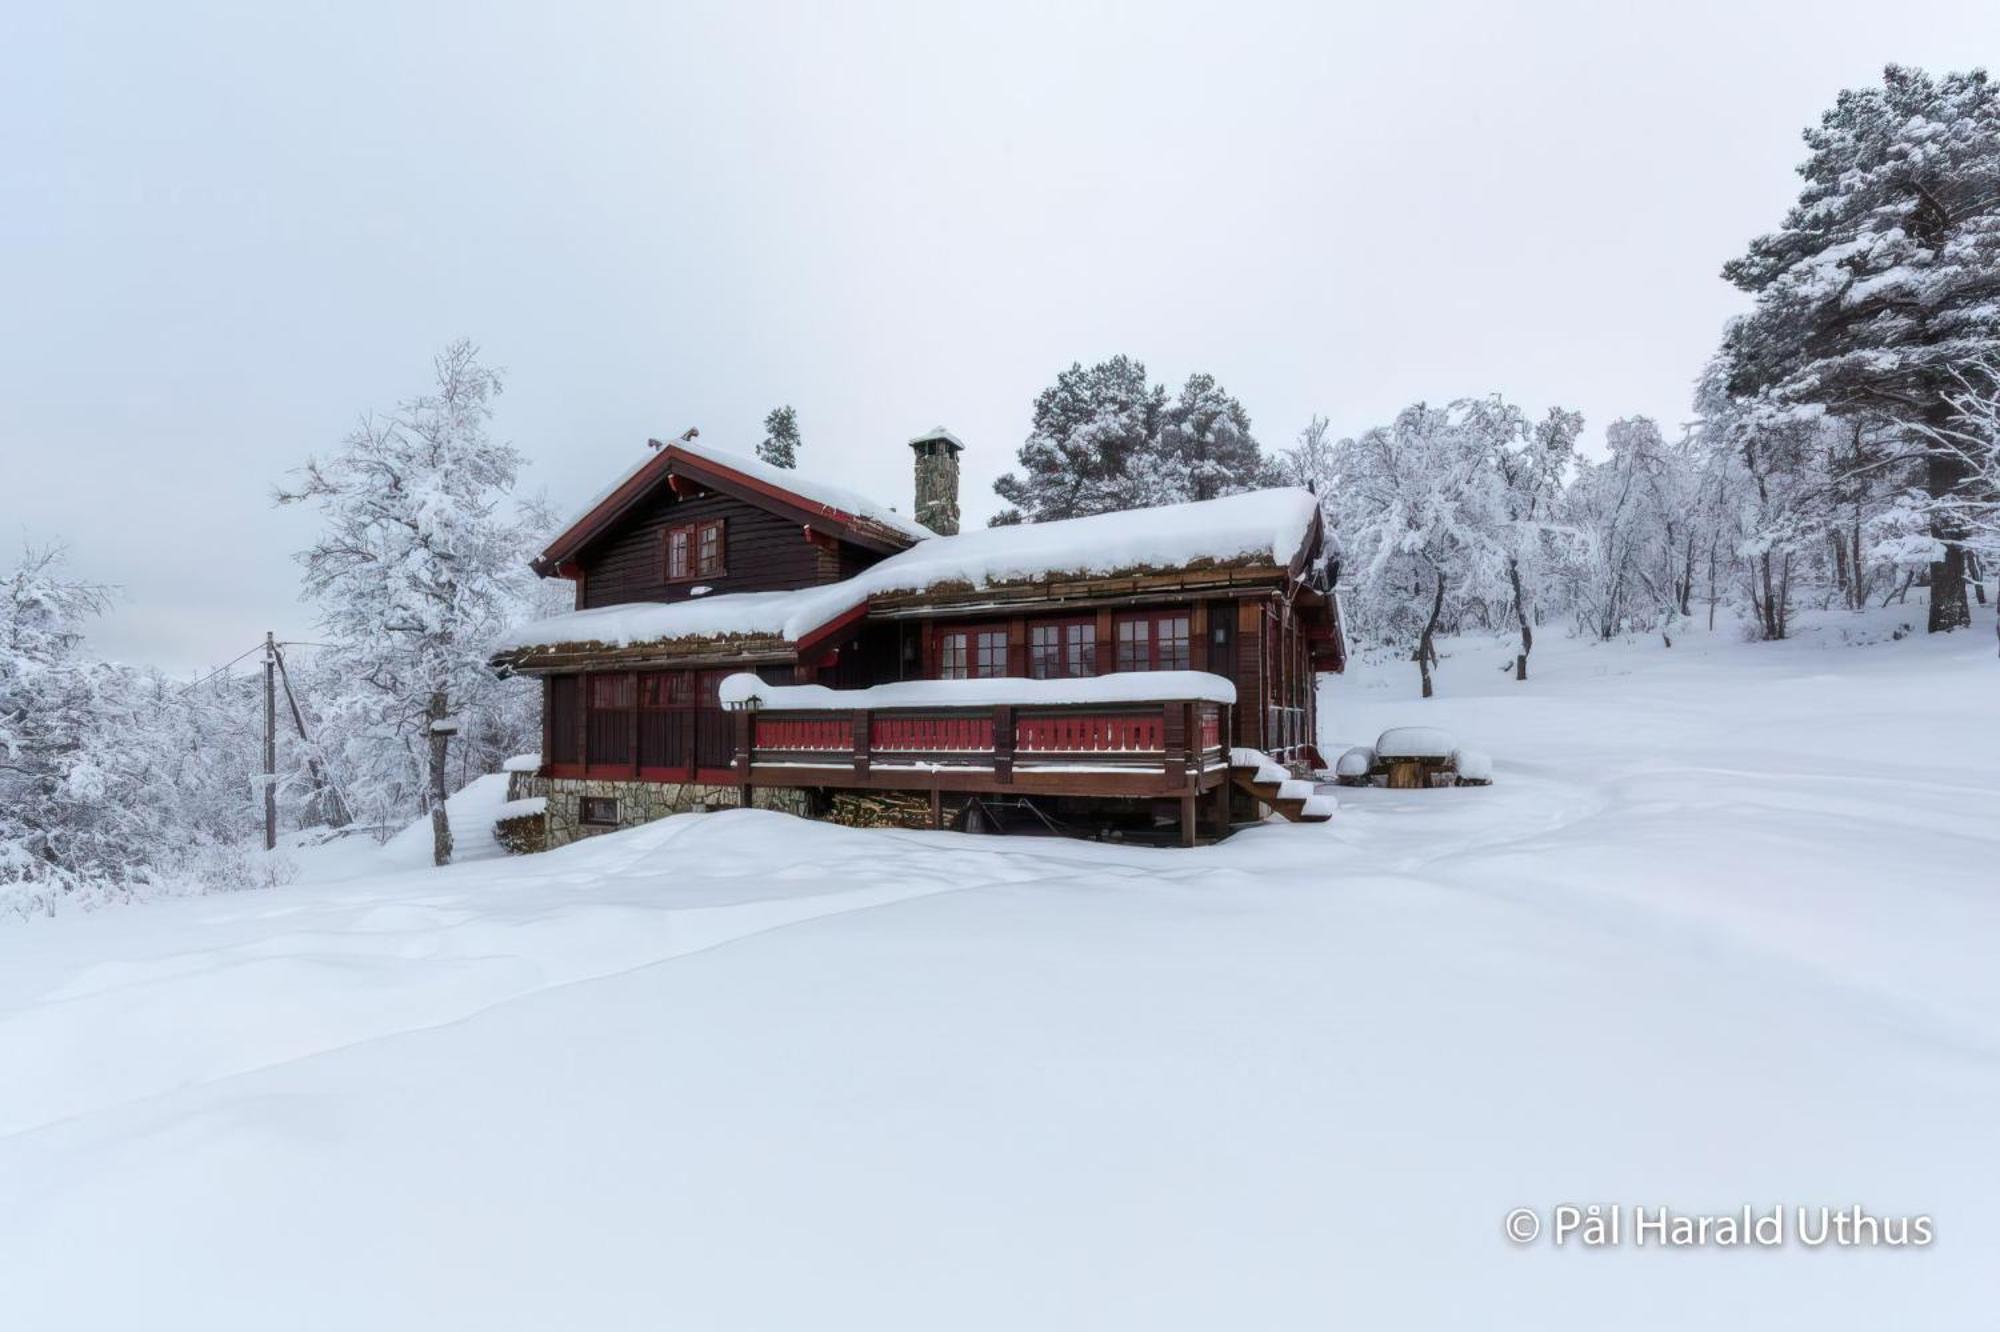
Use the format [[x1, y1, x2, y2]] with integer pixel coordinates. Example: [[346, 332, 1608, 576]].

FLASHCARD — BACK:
[[1113, 612, 1191, 672], [1029, 620, 1096, 678]]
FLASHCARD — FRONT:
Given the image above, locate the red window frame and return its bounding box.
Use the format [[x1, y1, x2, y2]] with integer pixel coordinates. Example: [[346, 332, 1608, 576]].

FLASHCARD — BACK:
[[1113, 611, 1191, 672], [1028, 619, 1096, 679], [938, 626, 1008, 679], [663, 519, 726, 582]]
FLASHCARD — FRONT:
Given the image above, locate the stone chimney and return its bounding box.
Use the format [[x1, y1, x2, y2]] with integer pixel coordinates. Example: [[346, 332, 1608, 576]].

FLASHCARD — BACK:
[[908, 427, 964, 536]]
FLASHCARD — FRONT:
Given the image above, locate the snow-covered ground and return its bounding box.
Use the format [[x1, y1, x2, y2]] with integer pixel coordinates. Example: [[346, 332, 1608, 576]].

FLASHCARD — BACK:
[[3, 607, 1996, 1330]]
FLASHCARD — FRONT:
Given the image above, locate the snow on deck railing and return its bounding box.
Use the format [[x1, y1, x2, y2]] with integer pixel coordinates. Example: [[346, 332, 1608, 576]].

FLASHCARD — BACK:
[[717, 671, 1236, 710]]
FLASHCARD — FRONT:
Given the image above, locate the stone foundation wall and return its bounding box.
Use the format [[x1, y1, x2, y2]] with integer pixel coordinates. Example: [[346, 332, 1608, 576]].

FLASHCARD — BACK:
[[543, 777, 812, 849]]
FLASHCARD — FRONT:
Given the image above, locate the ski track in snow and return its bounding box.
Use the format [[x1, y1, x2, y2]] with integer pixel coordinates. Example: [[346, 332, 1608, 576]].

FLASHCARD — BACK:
[[2, 608, 1997, 1330]]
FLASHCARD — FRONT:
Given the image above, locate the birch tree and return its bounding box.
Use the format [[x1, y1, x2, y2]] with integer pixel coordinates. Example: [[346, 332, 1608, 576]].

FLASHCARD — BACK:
[[278, 339, 537, 866]]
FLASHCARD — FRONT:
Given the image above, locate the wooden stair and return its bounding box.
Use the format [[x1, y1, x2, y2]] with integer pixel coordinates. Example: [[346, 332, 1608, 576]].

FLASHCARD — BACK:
[[1229, 749, 1335, 824]]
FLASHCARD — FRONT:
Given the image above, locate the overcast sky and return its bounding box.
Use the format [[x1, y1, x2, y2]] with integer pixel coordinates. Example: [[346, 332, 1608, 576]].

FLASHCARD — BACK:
[[5, 1, 1997, 673]]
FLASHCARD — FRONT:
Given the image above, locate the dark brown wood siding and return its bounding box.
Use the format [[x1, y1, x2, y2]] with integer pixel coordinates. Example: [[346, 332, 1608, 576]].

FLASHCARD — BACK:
[[576, 486, 884, 608]]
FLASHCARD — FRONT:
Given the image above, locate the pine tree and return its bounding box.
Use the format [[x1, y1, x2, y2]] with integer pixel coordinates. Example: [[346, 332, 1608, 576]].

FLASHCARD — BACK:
[[992, 359, 1274, 523], [277, 339, 536, 866], [992, 356, 1163, 524], [758, 405, 801, 469], [1723, 64, 2000, 633], [1155, 373, 1272, 502]]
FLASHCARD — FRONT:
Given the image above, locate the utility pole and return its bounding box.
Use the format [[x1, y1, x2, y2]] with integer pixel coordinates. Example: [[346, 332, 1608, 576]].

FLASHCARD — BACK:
[[264, 631, 278, 851]]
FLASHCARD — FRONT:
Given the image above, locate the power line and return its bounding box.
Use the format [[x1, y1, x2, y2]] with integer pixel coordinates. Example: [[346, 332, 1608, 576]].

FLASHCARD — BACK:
[[175, 641, 267, 696]]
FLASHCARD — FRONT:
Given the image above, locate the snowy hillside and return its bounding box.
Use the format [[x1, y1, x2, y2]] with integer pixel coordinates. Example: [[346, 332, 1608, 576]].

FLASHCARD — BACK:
[[3, 612, 1996, 1330]]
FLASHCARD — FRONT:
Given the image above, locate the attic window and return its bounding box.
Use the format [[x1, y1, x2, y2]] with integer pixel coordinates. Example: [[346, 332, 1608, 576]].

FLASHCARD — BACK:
[[664, 520, 725, 582], [696, 519, 725, 576]]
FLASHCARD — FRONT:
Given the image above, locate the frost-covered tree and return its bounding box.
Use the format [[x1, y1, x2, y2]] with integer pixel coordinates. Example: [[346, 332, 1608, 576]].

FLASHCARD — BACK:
[[1911, 359, 2000, 625], [1723, 64, 2000, 633], [277, 339, 539, 866], [757, 405, 801, 469], [1686, 358, 1853, 642], [1332, 401, 1513, 696], [1, 547, 118, 910], [1485, 401, 1578, 677], [1562, 416, 1703, 642]]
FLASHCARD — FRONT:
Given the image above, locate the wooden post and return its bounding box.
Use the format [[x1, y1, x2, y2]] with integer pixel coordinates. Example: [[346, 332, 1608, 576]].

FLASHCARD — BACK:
[[993, 705, 1014, 785], [852, 709, 871, 776], [1179, 792, 1197, 848], [929, 784, 943, 830], [733, 710, 753, 808], [628, 670, 640, 778], [540, 676, 553, 775], [262, 632, 276, 851]]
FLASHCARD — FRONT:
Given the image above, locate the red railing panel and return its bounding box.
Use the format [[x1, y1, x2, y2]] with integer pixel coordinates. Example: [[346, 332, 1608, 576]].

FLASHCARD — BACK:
[[869, 714, 995, 752], [1016, 712, 1162, 753], [754, 716, 850, 752]]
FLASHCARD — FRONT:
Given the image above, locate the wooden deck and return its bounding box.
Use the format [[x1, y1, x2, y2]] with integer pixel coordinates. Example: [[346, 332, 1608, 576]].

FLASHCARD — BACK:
[[730, 697, 1234, 844]]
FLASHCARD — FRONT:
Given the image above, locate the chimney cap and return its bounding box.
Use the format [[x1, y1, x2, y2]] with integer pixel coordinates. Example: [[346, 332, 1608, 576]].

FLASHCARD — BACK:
[[908, 426, 964, 453]]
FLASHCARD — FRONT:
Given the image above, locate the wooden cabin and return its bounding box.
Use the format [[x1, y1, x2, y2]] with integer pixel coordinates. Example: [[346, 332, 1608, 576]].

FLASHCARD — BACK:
[[490, 429, 1345, 845]]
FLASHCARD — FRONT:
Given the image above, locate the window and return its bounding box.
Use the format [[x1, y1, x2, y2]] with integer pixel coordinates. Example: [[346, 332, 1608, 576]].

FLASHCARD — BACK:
[[1113, 612, 1191, 672], [1029, 621, 1096, 678], [1115, 618, 1149, 672], [580, 796, 619, 826], [696, 519, 725, 576], [586, 673, 635, 766], [639, 672, 686, 709], [663, 519, 725, 582], [939, 628, 1008, 679], [589, 674, 633, 710]]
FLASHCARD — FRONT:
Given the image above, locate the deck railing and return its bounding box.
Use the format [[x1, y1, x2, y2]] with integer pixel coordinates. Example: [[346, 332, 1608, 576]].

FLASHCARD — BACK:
[[735, 697, 1229, 793]]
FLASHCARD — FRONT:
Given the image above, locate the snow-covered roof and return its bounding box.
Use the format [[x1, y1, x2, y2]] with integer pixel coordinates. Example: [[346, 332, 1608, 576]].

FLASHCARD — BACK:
[[853, 487, 1319, 600], [717, 670, 1236, 709], [671, 436, 931, 541], [498, 487, 1322, 656], [491, 587, 851, 653], [547, 437, 931, 562]]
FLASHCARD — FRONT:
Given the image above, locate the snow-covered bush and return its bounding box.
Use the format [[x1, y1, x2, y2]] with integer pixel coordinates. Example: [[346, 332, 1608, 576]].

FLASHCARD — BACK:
[[1451, 748, 1493, 785], [1334, 746, 1375, 784]]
